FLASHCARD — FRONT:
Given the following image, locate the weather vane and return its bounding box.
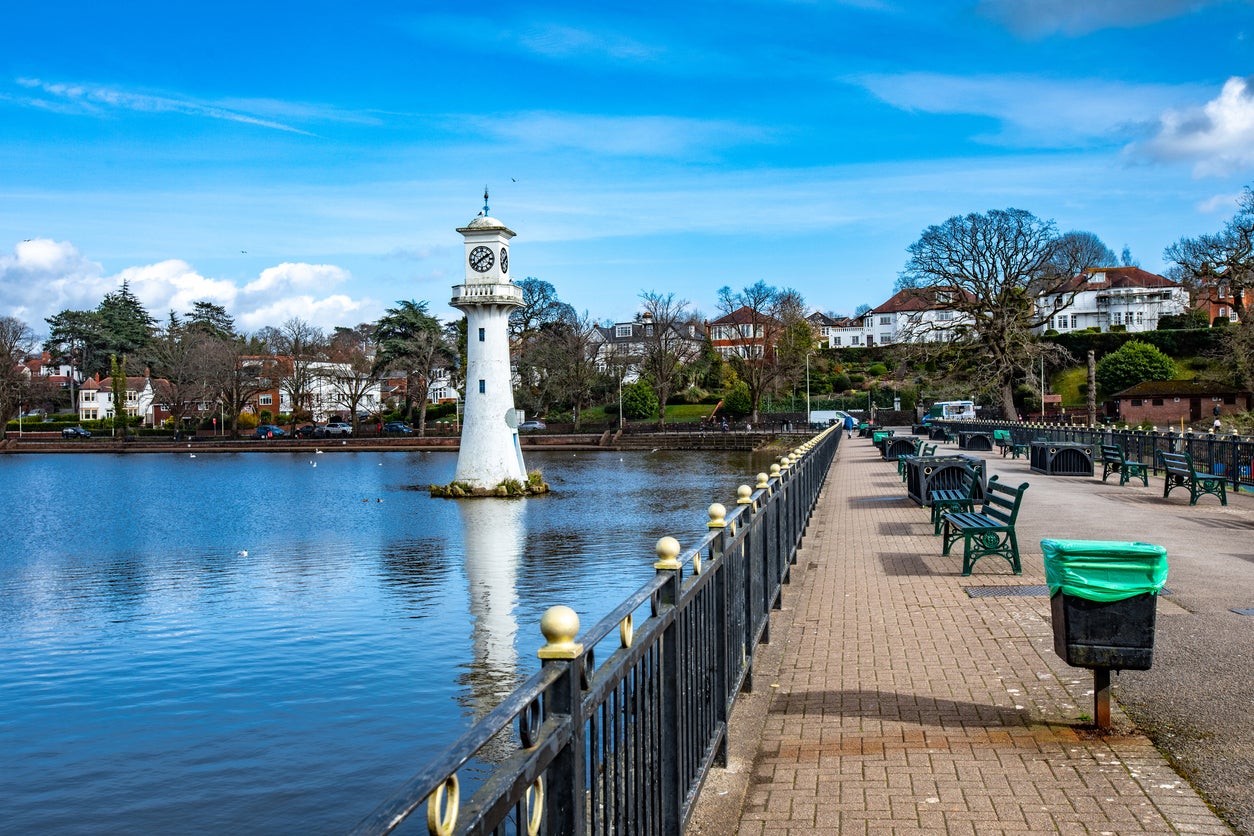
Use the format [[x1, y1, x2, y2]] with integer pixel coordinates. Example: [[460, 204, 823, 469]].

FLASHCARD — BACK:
[[483, 185, 490, 216]]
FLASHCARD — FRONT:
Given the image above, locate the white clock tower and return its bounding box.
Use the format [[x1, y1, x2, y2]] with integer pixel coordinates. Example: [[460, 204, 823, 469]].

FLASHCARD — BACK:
[[451, 190, 528, 489]]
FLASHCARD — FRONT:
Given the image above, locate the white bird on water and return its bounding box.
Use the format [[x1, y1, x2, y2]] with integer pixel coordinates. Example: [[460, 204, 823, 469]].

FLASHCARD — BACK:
[[237, 550, 248, 556], [189, 454, 196, 458]]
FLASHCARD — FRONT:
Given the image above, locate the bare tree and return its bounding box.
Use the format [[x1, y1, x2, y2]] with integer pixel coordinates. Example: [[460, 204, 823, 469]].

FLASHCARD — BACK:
[[637, 291, 703, 427], [322, 351, 379, 432], [202, 337, 271, 437], [1164, 186, 1254, 321], [148, 314, 218, 435], [715, 281, 806, 422], [273, 318, 326, 427], [524, 310, 602, 428], [899, 208, 1085, 417], [0, 317, 37, 439]]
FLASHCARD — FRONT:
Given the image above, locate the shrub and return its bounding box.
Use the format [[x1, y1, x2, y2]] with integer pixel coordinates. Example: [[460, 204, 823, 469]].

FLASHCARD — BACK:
[[831, 373, 851, 392], [1095, 340, 1177, 396], [237, 412, 260, 430], [867, 363, 889, 376], [722, 381, 751, 416], [621, 380, 658, 419]]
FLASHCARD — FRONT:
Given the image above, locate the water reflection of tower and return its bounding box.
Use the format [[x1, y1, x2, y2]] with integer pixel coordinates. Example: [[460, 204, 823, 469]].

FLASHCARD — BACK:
[[455, 498, 525, 728]]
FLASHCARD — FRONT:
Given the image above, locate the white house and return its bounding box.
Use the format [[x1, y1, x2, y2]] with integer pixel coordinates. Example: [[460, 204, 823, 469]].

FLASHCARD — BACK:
[[863, 287, 974, 345], [1036, 267, 1188, 334], [78, 374, 168, 426]]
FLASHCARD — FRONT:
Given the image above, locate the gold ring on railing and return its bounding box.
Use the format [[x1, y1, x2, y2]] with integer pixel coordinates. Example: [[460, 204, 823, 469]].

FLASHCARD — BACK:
[[525, 776, 545, 836], [692, 551, 702, 575], [426, 775, 459, 836], [619, 614, 634, 648]]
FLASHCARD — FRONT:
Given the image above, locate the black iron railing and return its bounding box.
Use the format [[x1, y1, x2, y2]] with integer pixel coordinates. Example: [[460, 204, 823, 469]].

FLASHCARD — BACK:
[[937, 420, 1254, 490], [351, 427, 841, 835]]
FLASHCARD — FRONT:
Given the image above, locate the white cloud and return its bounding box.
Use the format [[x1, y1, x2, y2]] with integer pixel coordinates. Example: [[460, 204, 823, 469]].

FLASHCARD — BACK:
[[1, 239, 373, 335], [0, 238, 112, 323], [235, 295, 370, 332], [114, 260, 239, 319], [1132, 76, 1254, 176], [13, 78, 314, 134], [243, 262, 351, 294], [977, 0, 1229, 38], [855, 72, 1202, 148]]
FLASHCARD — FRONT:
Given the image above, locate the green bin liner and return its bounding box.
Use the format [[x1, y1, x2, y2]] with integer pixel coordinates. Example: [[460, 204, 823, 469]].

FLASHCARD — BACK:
[[1041, 539, 1168, 603]]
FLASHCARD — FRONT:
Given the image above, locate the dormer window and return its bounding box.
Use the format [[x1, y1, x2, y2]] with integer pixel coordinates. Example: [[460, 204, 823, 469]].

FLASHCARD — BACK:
[[1088, 272, 1106, 284], [615, 325, 632, 338]]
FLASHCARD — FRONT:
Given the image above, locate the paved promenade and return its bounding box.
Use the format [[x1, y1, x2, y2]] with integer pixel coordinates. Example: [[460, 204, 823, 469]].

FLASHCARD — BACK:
[[691, 431, 1241, 835]]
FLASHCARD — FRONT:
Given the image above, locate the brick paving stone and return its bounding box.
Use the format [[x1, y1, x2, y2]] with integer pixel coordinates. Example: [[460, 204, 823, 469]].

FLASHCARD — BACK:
[[688, 433, 1235, 835]]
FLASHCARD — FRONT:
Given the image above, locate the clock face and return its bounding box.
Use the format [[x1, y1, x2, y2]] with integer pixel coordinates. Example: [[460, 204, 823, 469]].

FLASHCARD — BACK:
[[469, 246, 494, 273], [499, 249, 509, 274]]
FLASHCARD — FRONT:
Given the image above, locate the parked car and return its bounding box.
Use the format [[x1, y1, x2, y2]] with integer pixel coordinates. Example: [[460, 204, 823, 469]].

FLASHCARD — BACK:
[[61, 426, 92, 439], [314, 421, 353, 438], [253, 424, 287, 439], [518, 419, 546, 431], [293, 424, 318, 438], [382, 421, 412, 434]]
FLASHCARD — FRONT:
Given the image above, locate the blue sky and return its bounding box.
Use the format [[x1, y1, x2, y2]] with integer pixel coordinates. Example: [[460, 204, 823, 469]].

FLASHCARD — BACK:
[[2, 0, 1253, 335]]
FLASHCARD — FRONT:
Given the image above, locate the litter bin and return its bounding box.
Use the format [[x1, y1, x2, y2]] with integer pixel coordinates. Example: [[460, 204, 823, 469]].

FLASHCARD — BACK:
[[1042, 539, 1168, 728], [1042, 539, 1168, 671]]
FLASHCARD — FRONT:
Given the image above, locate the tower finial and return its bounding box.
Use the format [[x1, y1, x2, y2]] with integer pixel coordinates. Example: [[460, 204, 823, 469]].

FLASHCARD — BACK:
[[483, 185, 490, 216]]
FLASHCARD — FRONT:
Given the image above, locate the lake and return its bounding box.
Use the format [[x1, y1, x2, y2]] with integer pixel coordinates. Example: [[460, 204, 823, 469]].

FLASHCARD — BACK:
[[0, 448, 766, 834]]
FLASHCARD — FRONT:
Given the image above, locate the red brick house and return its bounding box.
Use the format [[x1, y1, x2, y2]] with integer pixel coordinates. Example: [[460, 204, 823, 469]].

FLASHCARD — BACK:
[[1110, 380, 1250, 428]]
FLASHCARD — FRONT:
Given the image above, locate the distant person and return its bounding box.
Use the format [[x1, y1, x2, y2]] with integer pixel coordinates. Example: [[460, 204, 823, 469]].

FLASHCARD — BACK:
[[843, 413, 855, 438]]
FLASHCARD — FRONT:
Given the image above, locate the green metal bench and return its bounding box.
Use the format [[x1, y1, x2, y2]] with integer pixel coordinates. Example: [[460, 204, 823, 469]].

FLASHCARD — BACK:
[[1099, 443, 1148, 487], [901, 442, 937, 482], [1157, 450, 1227, 506], [941, 476, 1030, 575], [929, 464, 982, 535]]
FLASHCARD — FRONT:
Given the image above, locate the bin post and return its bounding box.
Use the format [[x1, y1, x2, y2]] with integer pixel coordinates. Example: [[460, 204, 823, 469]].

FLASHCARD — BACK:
[[1093, 668, 1111, 729]]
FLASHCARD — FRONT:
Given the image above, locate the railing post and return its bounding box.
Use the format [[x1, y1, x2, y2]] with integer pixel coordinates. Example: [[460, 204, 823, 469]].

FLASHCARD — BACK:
[[707, 504, 730, 768], [653, 536, 683, 834], [537, 606, 587, 836]]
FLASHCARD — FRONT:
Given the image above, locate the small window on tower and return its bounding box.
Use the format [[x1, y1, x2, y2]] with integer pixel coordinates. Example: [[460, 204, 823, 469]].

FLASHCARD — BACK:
[[479, 379, 486, 394], [478, 328, 485, 342]]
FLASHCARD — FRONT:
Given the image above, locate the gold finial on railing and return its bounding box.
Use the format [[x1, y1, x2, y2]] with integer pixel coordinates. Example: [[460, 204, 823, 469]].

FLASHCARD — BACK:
[[738, 484, 754, 504], [755, 472, 769, 490], [707, 503, 727, 528], [769, 463, 781, 478], [654, 536, 682, 570], [426, 775, 460, 836], [537, 606, 583, 660]]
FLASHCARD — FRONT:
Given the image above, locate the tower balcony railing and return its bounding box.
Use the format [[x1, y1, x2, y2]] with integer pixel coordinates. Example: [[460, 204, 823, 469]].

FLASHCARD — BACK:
[[351, 427, 842, 835], [451, 282, 524, 306]]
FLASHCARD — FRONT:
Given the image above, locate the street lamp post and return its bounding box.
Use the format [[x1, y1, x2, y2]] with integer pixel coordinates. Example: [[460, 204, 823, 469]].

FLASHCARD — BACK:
[[618, 370, 624, 430], [805, 353, 811, 426]]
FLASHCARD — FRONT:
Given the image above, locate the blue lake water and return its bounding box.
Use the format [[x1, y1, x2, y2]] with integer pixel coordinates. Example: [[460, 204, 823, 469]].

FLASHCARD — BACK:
[[0, 448, 766, 833]]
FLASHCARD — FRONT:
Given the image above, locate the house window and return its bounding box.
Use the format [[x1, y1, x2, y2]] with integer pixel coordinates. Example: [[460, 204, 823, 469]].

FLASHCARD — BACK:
[[936, 311, 953, 321], [1219, 307, 1228, 318], [1130, 399, 1141, 406], [1112, 312, 1123, 326], [832, 337, 841, 346], [879, 315, 891, 325], [1152, 398, 1164, 406], [259, 395, 273, 406], [478, 328, 485, 342], [478, 379, 486, 394], [851, 336, 861, 345], [615, 325, 632, 338], [82, 391, 96, 402], [644, 324, 654, 336], [880, 333, 891, 344], [1136, 311, 1144, 325], [1070, 314, 1079, 328]]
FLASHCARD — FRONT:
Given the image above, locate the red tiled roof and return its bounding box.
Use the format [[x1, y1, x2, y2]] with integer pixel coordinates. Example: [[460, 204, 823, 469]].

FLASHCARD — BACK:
[[1057, 267, 1179, 293], [870, 287, 973, 314]]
